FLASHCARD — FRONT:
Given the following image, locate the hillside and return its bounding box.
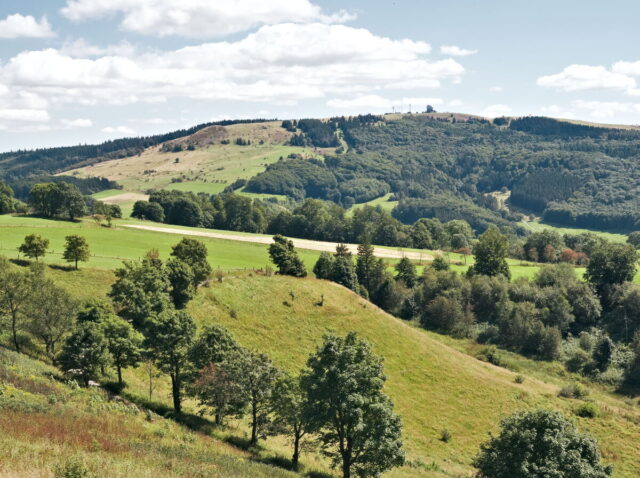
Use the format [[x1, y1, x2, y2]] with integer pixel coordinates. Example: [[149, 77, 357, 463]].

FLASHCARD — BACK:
[[0, 346, 297, 478], [22, 266, 639, 478], [62, 121, 326, 199]]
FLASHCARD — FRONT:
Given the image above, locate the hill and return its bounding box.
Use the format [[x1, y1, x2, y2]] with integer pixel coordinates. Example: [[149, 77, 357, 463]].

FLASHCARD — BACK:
[[19, 265, 639, 478], [0, 346, 297, 478]]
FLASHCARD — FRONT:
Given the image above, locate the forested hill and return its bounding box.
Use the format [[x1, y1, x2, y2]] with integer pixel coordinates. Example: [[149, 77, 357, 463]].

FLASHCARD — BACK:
[[0, 119, 273, 181], [245, 115, 640, 231]]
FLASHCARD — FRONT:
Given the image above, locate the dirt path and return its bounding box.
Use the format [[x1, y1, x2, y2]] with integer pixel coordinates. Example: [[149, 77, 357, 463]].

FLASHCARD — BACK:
[[123, 224, 434, 261], [103, 192, 149, 204]]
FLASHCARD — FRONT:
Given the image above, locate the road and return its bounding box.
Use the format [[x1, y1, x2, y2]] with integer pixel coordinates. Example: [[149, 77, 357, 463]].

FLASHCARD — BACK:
[[123, 224, 434, 261]]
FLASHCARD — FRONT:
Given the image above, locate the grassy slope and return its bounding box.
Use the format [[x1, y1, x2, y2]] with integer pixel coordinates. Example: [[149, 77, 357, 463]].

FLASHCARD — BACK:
[[183, 274, 640, 478], [0, 347, 296, 478], [6, 261, 640, 477], [520, 220, 628, 243], [63, 121, 324, 197]]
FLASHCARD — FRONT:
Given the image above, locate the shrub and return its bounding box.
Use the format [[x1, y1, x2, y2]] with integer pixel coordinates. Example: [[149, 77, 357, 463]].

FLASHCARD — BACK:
[[558, 382, 589, 399], [476, 346, 504, 367], [440, 429, 452, 443], [574, 402, 599, 418], [54, 460, 96, 478], [514, 374, 525, 384]]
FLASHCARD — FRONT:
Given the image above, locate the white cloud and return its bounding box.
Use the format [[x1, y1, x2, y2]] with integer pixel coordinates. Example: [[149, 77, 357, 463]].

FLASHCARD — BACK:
[[490, 86, 503, 92], [327, 95, 443, 110], [440, 45, 477, 57], [61, 118, 93, 128], [573, 99, 640, 119], [0, 24, 463, 109], [0, 109, 50, 122], [60, 39, 136, 58], [61, 0, 355, 38], [480, 104, 511, 117], [0, 14, 55, 39], [537, 64, 636, 93], [539, 104, 575, 119], [448, 99, 464, 107], [102, 125, 136, 135]]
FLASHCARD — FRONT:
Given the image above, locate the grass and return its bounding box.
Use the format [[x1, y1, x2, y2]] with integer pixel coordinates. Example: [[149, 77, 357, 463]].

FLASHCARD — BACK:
[[519, 219, 628, 243], [346, 193, 398, 216], [64, 121, 324, 196], [0, 348, 297, 478], [177, 273, 640, 477], [0, 215, 322, 271]]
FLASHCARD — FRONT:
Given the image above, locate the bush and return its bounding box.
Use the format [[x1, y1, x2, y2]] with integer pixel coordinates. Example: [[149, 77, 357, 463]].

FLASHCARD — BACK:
[[440, 429, 452, 443], [514, 374, 525, 384], [558, 382, 589, 399], [54, 460, 96, 478], [574, 402, 599, 418], [476, 346, 504, 367]]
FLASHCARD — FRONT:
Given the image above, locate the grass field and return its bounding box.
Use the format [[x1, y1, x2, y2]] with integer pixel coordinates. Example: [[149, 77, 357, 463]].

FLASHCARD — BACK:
[[64, 121, 326, 197], [520, 219, 628, 243], [5, 214, 639, 283], [347, 193, 398, 216]]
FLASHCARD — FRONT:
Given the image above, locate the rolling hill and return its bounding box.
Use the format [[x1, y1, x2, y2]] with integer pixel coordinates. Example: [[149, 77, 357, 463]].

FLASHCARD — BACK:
[[6, 263, 638, 478]]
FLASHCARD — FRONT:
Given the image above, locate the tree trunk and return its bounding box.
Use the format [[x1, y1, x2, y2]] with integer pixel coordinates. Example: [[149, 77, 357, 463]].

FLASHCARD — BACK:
[[342, 455, 351, 478], [117, 364, 123, 387], [171, 374, 181, 413], [292, 433, 300, 470], [75, 257, 78, 270], [11, 310, 20, 353], [250, 400, 258, 445], [215, 412, 222, 426]]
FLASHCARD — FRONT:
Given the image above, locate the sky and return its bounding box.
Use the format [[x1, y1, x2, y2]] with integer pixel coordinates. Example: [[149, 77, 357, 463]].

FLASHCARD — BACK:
[[1, 0, 640, 151]]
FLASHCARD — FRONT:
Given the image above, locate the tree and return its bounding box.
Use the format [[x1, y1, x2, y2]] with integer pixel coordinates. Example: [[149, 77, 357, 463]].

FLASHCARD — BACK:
[[108, 254, 172, 328], [593, 335, 614, 372], [166, 259, 195, 309], [470, 226, 510, 279], [189, 324, 240, 371], [586, 243, 637, 300], [269, 235, 307, 277], [330, 254, 359, 291], [0, 180, 14, 214], [232, 351, 281, 445], [431, 255, 450, 271], [63, 235, 90, 270], [0, 258, 31, 352], [27, 276, 77, 361], [190, 361, 247, 426], [270, 374, 311, 470], [395, 257, 417, 288], [170, 238, 212, 285], [302, 333, 405, 478], [356, 242, 386, 298], [18, 234, 49, 261], [59, 322, 111, 386], [131, 201, 165, 222], [313, 252, 334, 279], [627, 231, 640, 249], [102, 315, 144, 387], [473, 409, 612, 478], [144, 309, 196, 413]]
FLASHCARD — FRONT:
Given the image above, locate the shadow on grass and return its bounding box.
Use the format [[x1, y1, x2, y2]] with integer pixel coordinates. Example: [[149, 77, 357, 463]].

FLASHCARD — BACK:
[[101, 381, 306, 475], [48, 264, 76, 272], [9, 258, 31, 267]]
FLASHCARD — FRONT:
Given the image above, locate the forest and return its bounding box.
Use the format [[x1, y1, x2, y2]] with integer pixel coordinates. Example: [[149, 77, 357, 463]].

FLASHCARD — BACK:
[[243, 115, 640, 231]]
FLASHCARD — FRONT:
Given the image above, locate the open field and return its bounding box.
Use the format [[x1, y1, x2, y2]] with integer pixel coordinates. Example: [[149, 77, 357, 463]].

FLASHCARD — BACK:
[[519, 219, 628, 243], [346, 192, 399, 216], [63, 121, 327, 197], [4, 214, 636, 283]]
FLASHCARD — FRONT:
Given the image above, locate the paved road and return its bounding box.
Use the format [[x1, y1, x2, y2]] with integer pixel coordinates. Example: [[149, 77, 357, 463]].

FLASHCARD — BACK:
[[123, 224, 434, 261]]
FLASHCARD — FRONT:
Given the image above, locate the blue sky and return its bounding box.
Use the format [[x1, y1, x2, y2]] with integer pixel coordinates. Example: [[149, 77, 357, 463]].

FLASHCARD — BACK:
[[1, 0, 640, 151]]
